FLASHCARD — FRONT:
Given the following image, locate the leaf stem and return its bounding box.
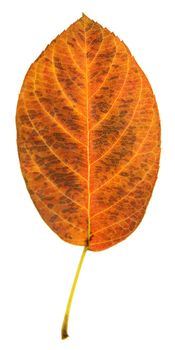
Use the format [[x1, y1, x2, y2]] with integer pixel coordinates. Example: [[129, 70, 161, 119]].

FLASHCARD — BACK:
[[61, 246, 88, 339]]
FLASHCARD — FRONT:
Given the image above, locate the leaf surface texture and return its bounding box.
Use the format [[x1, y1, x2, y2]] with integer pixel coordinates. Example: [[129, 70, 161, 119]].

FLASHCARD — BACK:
[[16, 15, 160, 251]]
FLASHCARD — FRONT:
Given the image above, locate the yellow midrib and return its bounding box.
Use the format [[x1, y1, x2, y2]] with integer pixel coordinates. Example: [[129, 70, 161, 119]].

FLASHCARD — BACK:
[[84, 23, 91, 245]]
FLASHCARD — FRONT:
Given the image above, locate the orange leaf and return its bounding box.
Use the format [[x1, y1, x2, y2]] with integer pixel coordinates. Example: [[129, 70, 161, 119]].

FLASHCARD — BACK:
[[16, 14, 160, 252]]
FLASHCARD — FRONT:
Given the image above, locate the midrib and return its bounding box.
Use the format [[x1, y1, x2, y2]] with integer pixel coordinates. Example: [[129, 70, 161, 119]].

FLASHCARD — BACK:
[[84, 24, 91, 246]]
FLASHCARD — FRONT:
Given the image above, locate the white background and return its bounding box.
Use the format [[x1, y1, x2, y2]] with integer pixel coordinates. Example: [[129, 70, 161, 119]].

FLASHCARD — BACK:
[[0, 0, 175, 349]]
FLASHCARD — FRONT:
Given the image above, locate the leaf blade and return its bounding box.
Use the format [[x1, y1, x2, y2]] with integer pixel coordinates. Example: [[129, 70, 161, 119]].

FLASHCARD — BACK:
[[16, 14, 160, 251]]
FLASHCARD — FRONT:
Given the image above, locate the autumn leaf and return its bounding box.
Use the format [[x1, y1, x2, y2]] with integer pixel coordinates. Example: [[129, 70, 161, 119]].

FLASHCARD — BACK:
[[16, 14, 160, 338]]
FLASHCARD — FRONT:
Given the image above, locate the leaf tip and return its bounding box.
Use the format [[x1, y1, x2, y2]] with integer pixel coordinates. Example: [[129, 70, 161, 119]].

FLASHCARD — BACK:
[[81, 12, 91, 21]]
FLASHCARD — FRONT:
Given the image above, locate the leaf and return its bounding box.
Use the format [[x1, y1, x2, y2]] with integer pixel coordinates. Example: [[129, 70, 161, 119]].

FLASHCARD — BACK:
[[16, 14, 160, 338]]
